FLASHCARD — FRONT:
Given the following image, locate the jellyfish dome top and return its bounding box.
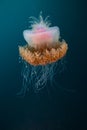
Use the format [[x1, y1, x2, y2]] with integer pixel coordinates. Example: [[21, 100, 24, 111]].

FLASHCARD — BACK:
[[19, 14, 68, 66], [18, 14, 68, 94]]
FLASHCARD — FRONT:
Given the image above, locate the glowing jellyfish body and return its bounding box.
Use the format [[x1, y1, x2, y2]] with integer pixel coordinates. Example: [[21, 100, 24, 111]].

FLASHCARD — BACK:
[[18, 14, 68, 94]]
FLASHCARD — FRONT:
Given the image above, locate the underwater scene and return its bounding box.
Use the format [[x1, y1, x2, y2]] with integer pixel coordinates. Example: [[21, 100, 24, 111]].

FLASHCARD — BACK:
[[0, 0, 87, 130]]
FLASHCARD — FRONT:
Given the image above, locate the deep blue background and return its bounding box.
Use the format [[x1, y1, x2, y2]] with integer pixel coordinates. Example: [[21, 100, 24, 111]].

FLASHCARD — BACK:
[[0, 0, 87, 130]]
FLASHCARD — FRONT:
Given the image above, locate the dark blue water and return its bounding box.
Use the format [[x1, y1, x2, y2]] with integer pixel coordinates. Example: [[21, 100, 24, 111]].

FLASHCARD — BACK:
[[0, 0, 87, 130]]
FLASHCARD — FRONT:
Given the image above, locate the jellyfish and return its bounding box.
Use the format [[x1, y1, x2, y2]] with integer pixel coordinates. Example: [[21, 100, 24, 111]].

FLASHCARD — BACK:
[[18, 13, 68, 95]]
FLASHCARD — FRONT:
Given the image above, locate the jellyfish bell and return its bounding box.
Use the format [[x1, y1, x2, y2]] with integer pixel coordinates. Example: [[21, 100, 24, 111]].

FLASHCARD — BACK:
[[19, 15, 68, 66], [23, 26, 60, 49]]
